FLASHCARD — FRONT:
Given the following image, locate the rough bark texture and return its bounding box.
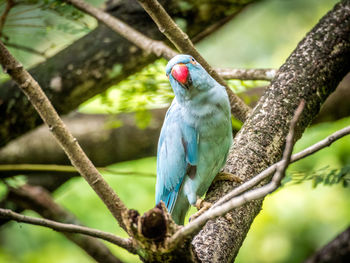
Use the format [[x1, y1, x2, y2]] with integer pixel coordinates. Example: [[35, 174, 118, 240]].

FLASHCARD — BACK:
[[192, 1, 350, 262], [3, 185, 123, 263], [0, 0, 256, 147], [305, 226, 350, 263]]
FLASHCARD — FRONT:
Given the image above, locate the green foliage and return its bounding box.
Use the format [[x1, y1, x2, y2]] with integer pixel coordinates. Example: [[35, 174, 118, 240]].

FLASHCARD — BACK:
[[283, 165, 350, 188], [0, 0, 99, 69], [80, 59, 174, 115]]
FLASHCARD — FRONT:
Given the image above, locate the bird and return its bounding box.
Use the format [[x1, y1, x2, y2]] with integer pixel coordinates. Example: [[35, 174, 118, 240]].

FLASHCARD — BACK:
[[155, 54, 233, 225]]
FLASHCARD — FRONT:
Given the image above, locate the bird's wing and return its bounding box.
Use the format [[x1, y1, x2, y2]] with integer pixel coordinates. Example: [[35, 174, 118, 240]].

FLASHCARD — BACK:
[[155, 103, 198, 212]]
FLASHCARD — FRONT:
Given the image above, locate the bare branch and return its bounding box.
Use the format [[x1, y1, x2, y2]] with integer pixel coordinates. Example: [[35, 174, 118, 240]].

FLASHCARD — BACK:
[[64, 0, 177, 60], [0, 0, 15, 38], [168, 101, 307, 247], [0, 41, 128, 231], [217, 68, 277, 81], [4, 42, 46, 57], [4, 184, 134, 262], [0, 208, 135, 253], [213, 124, 350, 209], [137, 0, 251, 122], [0, 163, 156, 178]]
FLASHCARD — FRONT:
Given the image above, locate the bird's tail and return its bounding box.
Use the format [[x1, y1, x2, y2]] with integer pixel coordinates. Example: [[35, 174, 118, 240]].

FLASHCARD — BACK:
[[170, 191, 190, 225]]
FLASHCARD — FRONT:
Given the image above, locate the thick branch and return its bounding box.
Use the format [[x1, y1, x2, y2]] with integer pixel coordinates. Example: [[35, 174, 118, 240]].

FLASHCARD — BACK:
[[65, 0, 177, 60], [0, 41, 128, 231], [137, 0, 251, 122], [192, 1, 350, 261], [305, 225, 350, 263]]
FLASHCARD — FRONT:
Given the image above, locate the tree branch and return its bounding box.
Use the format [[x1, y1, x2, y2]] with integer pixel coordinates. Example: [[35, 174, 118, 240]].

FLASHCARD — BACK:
[[64, 0, 177, 60], [0, 163, 155, 178], [4, 42, 47, 57], [217, 68, 277, 81], [192, 1, 350, 261], [3, 184, 134, 262], [137, 0, 251, 122], [0, 207, 134, 253], [0, 0, 15, 38], [0, 41, 128, 231], [305, 225, 350, 263], [212, 124, 350, 209]]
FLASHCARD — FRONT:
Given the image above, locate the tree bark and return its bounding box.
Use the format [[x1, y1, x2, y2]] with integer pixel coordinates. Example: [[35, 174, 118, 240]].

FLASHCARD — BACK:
[[305, 226, 350, 263], [192, 1, 350, 262], [0, 0, 255, 147]]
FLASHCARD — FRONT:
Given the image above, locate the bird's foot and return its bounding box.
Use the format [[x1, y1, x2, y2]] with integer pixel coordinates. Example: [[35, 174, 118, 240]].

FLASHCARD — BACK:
[[189, 198, 212, 222], [214, 171, 242, 183]]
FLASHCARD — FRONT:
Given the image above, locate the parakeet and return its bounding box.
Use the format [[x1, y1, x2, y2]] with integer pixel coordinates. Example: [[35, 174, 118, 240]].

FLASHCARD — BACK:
[[155, 54, 232, 225]]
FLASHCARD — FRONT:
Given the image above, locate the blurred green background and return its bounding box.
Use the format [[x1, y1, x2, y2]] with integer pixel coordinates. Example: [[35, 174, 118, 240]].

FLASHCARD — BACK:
[[1, 0, 350, 262]]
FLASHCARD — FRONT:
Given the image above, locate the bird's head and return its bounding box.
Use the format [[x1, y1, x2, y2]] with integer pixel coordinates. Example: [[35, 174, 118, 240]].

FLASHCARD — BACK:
[[166, 54, 213, 103]]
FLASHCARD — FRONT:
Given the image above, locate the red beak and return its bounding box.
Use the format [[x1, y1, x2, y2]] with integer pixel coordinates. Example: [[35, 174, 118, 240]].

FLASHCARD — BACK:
[[171, 63, 189, 84]]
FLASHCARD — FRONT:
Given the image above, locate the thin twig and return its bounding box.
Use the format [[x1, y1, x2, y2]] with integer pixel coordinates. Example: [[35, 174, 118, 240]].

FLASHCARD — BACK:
[[212, 124, 350, 209], [4, 42, 46, 57], [0, 41, 128, 231], [0, 208, 135, 253], [4, 24, 46, 28], [137, 0, 251, 122], [4, 184, 134, 261], [7, 16, 41, 21], [169, 101, 307, 247], [0, 163, 156, 177], [0, 0, 15, 37], [64, 0, 177, 60], [217, 68, 277, 81], [191, 7, 247, 43]]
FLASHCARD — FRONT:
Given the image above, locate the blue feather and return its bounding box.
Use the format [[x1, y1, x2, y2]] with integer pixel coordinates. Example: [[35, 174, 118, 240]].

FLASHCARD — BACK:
[[155, 54, 232, 224]]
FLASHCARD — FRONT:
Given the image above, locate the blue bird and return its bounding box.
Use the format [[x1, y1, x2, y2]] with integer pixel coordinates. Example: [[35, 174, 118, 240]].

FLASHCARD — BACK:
[[155, 54, 233, 225]]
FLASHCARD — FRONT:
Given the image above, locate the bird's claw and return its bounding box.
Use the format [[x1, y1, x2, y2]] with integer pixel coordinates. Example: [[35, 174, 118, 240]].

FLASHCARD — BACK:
[[189, 198, 212, 222]]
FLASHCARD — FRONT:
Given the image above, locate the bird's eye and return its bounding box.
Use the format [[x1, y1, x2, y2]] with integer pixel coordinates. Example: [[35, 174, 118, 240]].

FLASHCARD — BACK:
[[190, 57, 197, 65]]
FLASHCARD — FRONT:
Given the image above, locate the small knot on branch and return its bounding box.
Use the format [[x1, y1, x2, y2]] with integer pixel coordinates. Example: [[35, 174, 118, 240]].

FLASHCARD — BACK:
[[140, 203, 167, 241]]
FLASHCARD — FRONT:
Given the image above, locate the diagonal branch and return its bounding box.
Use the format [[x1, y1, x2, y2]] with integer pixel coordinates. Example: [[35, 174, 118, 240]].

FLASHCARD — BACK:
[[64, 0, 251, 121], [0, 207, 134, 253], [4, 184, 135, 261], [137, 0, 251, 122], [4, 41, 47, 57], [0, 0, 15, 38], [64, 0, 177, 60], [169, 100, 305, 247], [0, 41, 128, 231], [212, 124, 350, 209]]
